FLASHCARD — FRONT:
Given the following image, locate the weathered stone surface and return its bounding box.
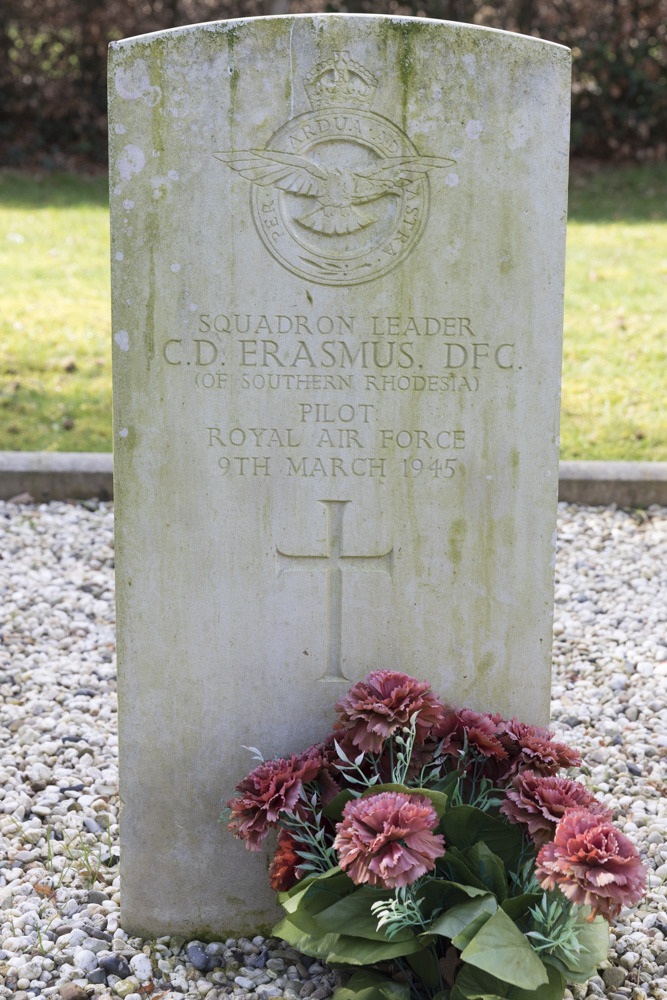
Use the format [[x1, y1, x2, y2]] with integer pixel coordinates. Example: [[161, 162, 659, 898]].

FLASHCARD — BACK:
[[109, 14, 570, 936]]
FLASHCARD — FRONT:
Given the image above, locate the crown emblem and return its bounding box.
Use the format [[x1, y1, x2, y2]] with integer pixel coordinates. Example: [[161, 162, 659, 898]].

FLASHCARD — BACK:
[[304, 51, 378, 110]]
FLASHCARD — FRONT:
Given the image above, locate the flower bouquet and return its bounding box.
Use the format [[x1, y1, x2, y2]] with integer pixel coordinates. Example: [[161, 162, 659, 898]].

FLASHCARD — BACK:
[[226, 671, 645, 1000]]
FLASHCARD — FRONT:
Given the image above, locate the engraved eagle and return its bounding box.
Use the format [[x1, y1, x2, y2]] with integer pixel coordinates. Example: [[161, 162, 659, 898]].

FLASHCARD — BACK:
[[214, 148, 455, 236]]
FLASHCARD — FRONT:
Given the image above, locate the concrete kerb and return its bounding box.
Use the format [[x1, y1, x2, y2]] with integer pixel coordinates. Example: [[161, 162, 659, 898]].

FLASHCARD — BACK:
[[558, 460, 667, 507], [0, 452, 113, 503], [0, 452, 666, 507]]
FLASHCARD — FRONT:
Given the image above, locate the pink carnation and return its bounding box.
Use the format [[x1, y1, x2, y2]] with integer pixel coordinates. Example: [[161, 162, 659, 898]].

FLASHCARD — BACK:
[[296, 737, 340, 806], [497, 719, 581, 782], [536, 810, 646, 921], [334, 791, 445, 889], [500, 771, 613, 846], [434, 708, 508, 764], [334, 670, 445, 753], [227, 753, 320, 850]]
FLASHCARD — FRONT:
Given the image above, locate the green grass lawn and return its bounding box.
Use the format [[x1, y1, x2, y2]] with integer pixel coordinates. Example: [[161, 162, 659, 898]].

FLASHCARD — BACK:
[[564, 165, 667, 460], [0, 172, 111, 452], [0, 164, 665, 458]]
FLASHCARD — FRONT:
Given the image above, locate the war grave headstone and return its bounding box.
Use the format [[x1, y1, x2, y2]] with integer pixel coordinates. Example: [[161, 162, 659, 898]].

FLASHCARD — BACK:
[[109, 14, 571, 937]]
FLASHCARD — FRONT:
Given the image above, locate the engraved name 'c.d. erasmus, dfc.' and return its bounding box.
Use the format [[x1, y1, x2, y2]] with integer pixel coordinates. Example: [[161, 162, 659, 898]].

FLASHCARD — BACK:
[[215, 51, 456, 286]]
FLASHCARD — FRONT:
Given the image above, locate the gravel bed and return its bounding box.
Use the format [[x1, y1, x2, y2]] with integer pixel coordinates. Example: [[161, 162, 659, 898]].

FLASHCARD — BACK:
[[0, 499, 666, 1000]]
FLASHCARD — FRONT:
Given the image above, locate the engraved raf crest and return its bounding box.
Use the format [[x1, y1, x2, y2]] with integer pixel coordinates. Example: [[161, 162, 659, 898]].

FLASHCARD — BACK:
[[214, 51, 456, 286]]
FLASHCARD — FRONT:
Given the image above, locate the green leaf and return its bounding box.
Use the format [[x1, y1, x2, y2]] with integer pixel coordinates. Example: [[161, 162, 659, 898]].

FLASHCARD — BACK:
[[276, 868, 359, 947], [500, 893, 542, 923], [272, 913, 341, 961], [451, 912, 494, 951], [406, 945, 442, 989], [441, 806, 523, 866], [297, 850, 332, 863], [432, 771, 460, 795], [452, 961, 565, 1000], [436, 848, 490, 893], [451, 985, 504, 1000], [324, 931, 433, 965], [323, 789, 356, 822], [572, 911, 610, 969], [280, 867, 351, 915], [416, 878, 494, 921], [428, 894, 498, 940], [275, 911, 428, 966], [464, 842, 508, 901], [540, 952, 591, 985], [540, 910, 610, 982], [313, 886, 415, 942], [459, 907, 549, 990], [332, 969, 410, 1000], [438, 844, 508, 900], [360, 782, 412, 796], [276, 869, 424, 962], [278, 891, 346, 940], [277, 872, 321, 904]]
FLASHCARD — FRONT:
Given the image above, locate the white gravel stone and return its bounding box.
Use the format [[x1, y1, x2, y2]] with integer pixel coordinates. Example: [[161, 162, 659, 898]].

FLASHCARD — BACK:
[[113, 980, 141, 998], [0, 498, 666, 1000], [129, 953, 153, 981], [235, 976, 255, 989], [73, 948, 99, 973]]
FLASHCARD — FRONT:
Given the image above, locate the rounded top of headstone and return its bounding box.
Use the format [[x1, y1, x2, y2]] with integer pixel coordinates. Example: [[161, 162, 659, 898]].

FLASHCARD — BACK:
[[109, 13, 570, 56]]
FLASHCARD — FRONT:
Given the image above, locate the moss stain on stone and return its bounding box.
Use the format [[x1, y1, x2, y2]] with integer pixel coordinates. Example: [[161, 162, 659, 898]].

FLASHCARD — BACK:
[[226, 26, 241, 135], [144, 238, 156, 366], [510, 445, 520, 489], [448, 518, 466, 566], [129, 41, 167, 371], [474, 514, 497, 675], [150, 45, 166, 160], [476, 651, 495, 684], [398, 26, 413, 131]]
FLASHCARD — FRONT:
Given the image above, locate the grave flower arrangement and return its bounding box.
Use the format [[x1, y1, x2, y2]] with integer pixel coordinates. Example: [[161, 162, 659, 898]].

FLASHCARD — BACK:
[[226, 671, 645, 1000]]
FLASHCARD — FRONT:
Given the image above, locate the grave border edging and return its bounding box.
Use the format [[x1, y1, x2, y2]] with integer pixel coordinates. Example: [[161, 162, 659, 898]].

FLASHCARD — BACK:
[[0, 452, 113, 504], [0, 452, 666, 507]]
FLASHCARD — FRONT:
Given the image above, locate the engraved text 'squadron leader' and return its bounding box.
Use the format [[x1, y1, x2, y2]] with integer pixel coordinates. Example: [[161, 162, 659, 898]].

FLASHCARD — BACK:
[[109, 14, 571, 937]]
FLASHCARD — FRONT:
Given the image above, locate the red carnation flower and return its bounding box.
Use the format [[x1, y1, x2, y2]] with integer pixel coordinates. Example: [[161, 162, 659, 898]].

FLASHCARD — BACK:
[[334, 670, 445, 753], [434, 707, 508, 763], [295, 736, 340, 806], [497, 719, 581, 781], [334, 791, 445, 889], [269, 829, 304, 892], [500, 771, 613, 846], [536, 810, 646, 921], [227, 753, 320, 850]]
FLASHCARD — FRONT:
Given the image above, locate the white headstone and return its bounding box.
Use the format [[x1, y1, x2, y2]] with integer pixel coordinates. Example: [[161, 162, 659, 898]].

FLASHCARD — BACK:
[[109, 14, 570, 937]]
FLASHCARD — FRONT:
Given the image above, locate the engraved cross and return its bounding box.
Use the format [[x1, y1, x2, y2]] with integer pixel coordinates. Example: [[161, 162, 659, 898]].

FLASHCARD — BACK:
[[276, 500, 393, 682]]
